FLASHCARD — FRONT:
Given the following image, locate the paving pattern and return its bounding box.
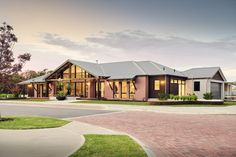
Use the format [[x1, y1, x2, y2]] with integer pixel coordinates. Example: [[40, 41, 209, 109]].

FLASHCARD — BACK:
[[78, 111, 236, 157]]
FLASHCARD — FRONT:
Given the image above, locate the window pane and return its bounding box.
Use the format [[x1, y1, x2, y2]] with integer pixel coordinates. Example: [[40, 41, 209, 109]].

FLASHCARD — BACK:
[[154, 80, 160, 90], [121, 81, 127, 98], [194, 82, 200, 91], [70, 83, 75, 96], [63, 67, 70, 79], [71, 65, 76, 79], [181, 84, 185, 96], [113, 81, 119, 98], [101, 82, 105, 98]]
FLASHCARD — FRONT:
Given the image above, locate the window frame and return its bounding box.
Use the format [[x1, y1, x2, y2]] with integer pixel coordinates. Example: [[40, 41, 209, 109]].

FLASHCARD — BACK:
[[154, 80, 160, 91], [194, 81, 200, 91]]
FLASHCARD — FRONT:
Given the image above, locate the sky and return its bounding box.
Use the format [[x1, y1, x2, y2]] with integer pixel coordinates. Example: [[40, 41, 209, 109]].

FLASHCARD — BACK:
[[0, 0, 236, 81]]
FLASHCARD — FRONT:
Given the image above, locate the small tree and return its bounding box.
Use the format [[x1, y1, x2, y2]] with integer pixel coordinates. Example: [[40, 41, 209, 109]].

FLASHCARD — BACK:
[[0, 22, 31, 94]]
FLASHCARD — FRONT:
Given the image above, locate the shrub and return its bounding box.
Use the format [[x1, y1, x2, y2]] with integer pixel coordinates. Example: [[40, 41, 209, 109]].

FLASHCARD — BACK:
[[173, 95, 180, 100], [181, 96, 188, 101], [0, 93, 17, 98], [203, 92, 213, 100], [56, 81, 64, 91], [57, 91, 65, 97], [158, 92, 169, 100], [190, 94, 198, 101], [0, 94, 8, 98], [169, 94, 175, 100], [170, 94, 197, 101]]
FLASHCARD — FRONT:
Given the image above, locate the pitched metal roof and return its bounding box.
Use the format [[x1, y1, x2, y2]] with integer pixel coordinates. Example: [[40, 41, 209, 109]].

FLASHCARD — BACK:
[[183, 67, 226, 81], [19, 59, 226, 84], [100, 61, 146, 80], [69, 59, 106, 77], [18, 74, 49, 85], [136, 61, 186, 77]]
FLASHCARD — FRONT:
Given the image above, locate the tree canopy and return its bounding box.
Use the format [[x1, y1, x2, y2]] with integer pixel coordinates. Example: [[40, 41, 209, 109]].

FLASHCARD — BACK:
[[0, 22, 31, 93]]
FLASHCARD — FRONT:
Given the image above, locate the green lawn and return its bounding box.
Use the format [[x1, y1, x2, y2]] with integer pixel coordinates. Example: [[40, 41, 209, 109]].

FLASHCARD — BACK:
[[0, 116, 69, 129], [69, 135, 147, 157], [166, 101, 236, 107], [74, 100, 149, 106], [16, 99, 50, 102], [74, 100, 236, 107]]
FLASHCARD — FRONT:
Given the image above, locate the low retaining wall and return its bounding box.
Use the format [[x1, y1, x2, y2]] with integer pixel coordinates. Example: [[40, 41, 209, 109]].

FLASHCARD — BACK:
[[148, 100, 224, 105]]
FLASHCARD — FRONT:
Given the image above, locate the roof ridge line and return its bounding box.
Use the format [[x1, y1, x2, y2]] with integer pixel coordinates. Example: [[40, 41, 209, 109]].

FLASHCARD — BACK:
[[132, 61, 146, 75], [149, 61, 165, 74]]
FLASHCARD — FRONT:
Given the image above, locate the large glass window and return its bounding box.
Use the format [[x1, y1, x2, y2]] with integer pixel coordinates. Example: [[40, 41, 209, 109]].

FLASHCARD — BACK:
[[113, 81, 119, 98], [63, 68, 70, 79], [177, 80, 185, 96], [170, 78, 186, 96], [76, 82, 85, 97], [71, 65, 76, 79], [70, 83, 75, 96], [76, 66, 84, 78], [154, 80, 160, 90], [121, 81, 127, 98], [101, 82, 105, 98], [129, 82, 135, 99]]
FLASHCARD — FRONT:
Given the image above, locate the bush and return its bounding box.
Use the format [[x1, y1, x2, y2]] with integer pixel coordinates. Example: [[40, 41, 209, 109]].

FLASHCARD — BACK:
[[190, 94, 198, 101], [157, 92, 169, 100], [169, 94, 175, 100], [169, 94, 197, 101], [0, 93, 16, 98], [203, 92, 213, 100], [0, 94, 8, 98], [173, 95, 180, 100], [181, 96, 188, 101], [57, 91, 65, 97]]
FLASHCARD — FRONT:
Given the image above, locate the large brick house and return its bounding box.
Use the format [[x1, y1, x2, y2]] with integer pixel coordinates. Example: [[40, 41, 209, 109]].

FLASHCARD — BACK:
[[19, 59, 227, 100]]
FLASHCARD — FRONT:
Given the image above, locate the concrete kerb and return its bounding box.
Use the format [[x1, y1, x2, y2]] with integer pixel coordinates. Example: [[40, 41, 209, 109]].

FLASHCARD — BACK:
[[63, 110, 126, 121], [127, 134, 156, 157]]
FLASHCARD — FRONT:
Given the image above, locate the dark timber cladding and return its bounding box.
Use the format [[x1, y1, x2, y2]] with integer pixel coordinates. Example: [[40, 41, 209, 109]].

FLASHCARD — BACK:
[[149, 75, 187, 98]]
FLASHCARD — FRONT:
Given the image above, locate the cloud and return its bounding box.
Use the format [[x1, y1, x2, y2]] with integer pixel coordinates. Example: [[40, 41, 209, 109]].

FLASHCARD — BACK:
[[40, 33, 85, 50], [86, 30, 236, 54], [39, 30, 236, 81]]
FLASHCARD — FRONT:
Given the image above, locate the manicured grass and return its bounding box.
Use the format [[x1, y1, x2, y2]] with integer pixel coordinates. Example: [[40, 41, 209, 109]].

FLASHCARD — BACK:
[[17, 99, 50, 102], [75, 100, 236, 107], [0, 116, 69, 129], [69, 135, 147, 157], [167, 101, 236, 107], [224, 101, 236, 106], [74, 100, 149, 106]]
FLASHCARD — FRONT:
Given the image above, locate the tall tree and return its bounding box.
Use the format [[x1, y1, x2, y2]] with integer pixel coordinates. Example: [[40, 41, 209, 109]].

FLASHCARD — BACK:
[[0, 22, 31, 93]]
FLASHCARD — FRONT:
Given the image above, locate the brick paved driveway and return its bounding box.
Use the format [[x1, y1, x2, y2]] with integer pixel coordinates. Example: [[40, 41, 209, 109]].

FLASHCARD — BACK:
[[78, 112, 236, 157]]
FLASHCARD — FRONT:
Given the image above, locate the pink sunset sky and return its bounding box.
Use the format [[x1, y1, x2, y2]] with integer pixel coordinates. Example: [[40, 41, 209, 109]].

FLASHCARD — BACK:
[[1, 0, 236, 81]]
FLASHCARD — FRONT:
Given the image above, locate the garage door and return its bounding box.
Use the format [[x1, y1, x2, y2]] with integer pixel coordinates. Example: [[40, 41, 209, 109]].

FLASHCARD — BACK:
[[210, 82, 221, 99]]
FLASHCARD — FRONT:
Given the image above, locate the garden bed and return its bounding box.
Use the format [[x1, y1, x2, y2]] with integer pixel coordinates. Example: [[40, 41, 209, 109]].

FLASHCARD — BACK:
[[0, 97, 26, 100], [148, 100, 224, 105]]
